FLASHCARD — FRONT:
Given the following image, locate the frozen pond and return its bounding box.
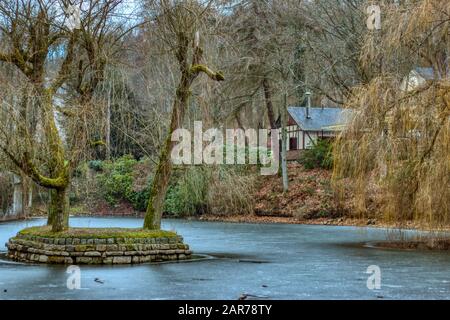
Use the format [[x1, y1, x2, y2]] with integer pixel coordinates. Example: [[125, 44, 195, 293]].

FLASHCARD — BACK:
[[0, 217, 449, 300]]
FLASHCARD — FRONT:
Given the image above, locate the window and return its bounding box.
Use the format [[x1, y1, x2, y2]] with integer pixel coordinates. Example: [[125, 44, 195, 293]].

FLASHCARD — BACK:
[[289, 137, 298, 150]]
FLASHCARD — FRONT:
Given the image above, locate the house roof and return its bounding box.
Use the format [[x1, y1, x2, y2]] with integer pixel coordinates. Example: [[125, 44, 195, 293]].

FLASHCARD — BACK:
[[414, 67, 449, 80], [287, 107, 353, 132], [414, 67, 435, 80]]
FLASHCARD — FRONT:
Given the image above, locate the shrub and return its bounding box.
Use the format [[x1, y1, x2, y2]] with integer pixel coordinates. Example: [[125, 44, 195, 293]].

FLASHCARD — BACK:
[[206, 166, 256, 216], [96, 155, 143, 209], [130, 187, 151, 212], [92, 155, 256, 216], [164, 167, 210, 216], [164, 165, 256, 217], [88, 160, 104, 172], [299, 139, 334, 170]]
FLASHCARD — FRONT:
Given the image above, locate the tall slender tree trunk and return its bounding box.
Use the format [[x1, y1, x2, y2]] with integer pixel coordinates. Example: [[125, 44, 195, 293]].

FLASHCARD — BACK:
[[262, 77, 276, 129], [281, 90, 289, 192], [47, 187, 69, 232], [41, 93, 70, 232], [143, 29, 224, 231], [143, 77, 190, 230], [12, 174, 23, 218], [20, 174, 31, 218], [105, 84, 111, 160]]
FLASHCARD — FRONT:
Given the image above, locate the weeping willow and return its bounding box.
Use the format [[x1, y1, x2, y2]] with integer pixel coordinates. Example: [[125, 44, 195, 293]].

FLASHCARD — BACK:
[[333, 0, 450, 227]]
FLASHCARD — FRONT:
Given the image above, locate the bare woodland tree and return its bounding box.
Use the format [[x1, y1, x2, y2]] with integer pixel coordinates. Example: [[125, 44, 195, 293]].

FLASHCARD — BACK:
[[301, 0, 381, 105], [142, 0, 224, 230], [202, 1, 305, 191], [219, 0, 280, 129], [0, 0, 131, 231]]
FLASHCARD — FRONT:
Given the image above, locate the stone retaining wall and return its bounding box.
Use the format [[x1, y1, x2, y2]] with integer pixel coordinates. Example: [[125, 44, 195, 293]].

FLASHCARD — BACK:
[[6, 233, 192, 264]]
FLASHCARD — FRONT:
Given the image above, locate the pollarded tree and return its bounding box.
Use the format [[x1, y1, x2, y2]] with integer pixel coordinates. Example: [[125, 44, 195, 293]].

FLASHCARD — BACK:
[[142, 0, 224, 230], [0, 0, 77, 231], [0, 0, 132, 231]]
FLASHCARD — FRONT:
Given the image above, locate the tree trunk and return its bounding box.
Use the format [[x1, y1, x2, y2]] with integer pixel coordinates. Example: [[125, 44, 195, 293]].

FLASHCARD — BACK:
[[21, 175, 29, 218], [281, 91, 289, 192], [105, 84, 111, 160], [262, 77, 276, 129], [12, 174, 23, 219], [47, 187, 69, 232], [142, 30, 224, 230], [42, 93, 70, 232], [28, 184, 33, 211], [143, 79, 189, 230]]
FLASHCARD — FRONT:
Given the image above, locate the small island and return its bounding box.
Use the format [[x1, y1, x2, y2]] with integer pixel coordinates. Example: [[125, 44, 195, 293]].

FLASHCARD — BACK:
[[6, 226, 191, 264]]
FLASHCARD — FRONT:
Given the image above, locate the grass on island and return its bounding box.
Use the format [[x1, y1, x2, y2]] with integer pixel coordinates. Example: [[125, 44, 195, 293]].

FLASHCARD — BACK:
[[18, 226, 178, 239]]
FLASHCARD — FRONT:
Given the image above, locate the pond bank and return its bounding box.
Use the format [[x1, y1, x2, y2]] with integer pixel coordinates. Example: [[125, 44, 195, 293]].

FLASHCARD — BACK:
[[24, 211, 450, 233], [19, 212, 450, 251]]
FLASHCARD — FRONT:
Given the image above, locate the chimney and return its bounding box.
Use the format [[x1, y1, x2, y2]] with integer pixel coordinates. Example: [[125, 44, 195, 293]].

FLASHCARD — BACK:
[[305, 91, 312, 119]]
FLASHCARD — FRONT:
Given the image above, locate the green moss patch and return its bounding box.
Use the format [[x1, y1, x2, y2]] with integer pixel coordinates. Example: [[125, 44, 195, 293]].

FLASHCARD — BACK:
[[18, 226, 178, 239]]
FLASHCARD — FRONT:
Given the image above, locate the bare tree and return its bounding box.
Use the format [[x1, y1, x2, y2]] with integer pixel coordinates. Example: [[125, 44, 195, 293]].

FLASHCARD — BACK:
[[301, 0, 381, 105], [142, 0, 224, 230], [0, 0, 132, 231]]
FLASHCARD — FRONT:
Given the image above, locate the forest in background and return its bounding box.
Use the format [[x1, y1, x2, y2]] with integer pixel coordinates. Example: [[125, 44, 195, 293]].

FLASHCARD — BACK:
[[0, 0, 448, 230]]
